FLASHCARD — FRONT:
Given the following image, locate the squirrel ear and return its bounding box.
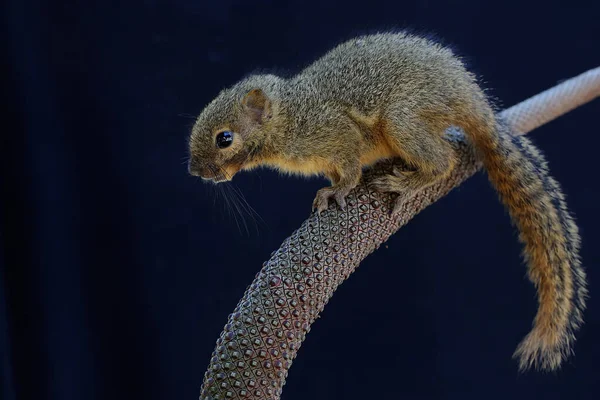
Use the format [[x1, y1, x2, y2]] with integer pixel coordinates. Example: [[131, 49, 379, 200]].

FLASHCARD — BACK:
[[242, 88, 272, 123]]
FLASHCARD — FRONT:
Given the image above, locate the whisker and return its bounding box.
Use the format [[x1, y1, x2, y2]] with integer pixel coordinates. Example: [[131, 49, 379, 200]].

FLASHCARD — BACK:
[[231, 190, 261, 236], [225, 183, 250, 236], [210, 165, 227, 213], [201, 162, 266, 236], [213, 180, 219, 208], [229, 183, 266, 232], [216, 164, 233, 181], [221, 184, 241, 234], [215, 164, 257, 235], [211, 171, 243, 235]]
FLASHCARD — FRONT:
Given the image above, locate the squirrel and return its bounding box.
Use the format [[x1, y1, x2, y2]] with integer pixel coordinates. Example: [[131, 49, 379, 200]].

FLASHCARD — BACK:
[[188, 32, 587, 371]]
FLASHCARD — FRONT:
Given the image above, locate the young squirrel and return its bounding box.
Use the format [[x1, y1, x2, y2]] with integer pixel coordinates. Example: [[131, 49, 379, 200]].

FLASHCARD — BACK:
[[188, 32, 586, 371]]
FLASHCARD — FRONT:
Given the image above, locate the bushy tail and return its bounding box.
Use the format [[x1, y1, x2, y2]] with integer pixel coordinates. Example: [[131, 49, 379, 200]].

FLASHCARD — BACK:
[[464, 110, 587, 371]]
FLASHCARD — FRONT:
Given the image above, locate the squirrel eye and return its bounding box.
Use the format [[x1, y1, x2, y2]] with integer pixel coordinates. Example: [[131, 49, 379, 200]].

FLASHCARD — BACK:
[[215, 131, 233, 149]]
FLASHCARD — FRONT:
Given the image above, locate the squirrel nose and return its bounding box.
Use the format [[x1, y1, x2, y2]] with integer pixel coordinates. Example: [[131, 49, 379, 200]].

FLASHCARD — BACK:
[[188, 159, 205, 177], [188, 160, 217, 181]]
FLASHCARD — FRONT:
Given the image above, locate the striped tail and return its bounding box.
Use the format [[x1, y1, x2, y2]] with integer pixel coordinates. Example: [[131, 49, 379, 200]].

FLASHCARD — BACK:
[[466, 114, 587, 371]]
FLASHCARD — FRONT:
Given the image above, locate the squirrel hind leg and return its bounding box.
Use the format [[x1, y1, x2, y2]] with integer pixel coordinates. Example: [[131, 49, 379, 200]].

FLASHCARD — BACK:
[[369, 121, 457, 214]]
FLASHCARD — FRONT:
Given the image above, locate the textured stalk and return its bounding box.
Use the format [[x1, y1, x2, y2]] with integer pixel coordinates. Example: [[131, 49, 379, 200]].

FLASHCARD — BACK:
[[199, 67, 600, 400]]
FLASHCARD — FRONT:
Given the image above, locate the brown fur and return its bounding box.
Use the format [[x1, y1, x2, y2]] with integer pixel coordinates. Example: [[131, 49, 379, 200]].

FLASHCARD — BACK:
[[188, 32, 586, 371]]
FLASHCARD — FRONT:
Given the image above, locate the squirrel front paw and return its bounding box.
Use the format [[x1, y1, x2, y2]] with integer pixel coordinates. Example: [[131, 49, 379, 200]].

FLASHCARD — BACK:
[[312, 185, 353, 214]]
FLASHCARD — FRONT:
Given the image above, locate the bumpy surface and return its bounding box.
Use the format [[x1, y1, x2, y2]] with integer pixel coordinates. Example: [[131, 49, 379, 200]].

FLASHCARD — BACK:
[[199, 131, 480, 400], [199, 67, 600, 400]]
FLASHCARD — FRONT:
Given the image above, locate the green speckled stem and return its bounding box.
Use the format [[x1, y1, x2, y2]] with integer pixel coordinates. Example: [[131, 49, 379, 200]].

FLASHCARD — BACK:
[[198, 67, 600, 400]]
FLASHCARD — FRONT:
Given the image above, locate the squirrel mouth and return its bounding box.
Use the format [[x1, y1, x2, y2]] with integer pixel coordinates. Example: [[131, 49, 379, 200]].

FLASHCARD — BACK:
[[208, 175, 229, 183], [190, 162, 231, 183], [201, 170, 231, 183], [199, 173, 228, 183]]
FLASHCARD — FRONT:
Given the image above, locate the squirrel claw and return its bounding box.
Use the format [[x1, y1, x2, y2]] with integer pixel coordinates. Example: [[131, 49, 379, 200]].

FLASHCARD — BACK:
[[313, 186, 350, 214], [312, 190, 330, 214], [369, 176, 412, 215], [391, 193, 408, 215]]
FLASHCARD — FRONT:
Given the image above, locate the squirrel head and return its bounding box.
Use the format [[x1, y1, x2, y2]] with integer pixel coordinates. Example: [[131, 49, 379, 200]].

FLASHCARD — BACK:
[[188, 76, 282, 183]]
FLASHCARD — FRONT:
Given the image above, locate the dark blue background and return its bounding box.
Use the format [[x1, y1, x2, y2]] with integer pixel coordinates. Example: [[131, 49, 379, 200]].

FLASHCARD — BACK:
[[1, 1, 599, 399]]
